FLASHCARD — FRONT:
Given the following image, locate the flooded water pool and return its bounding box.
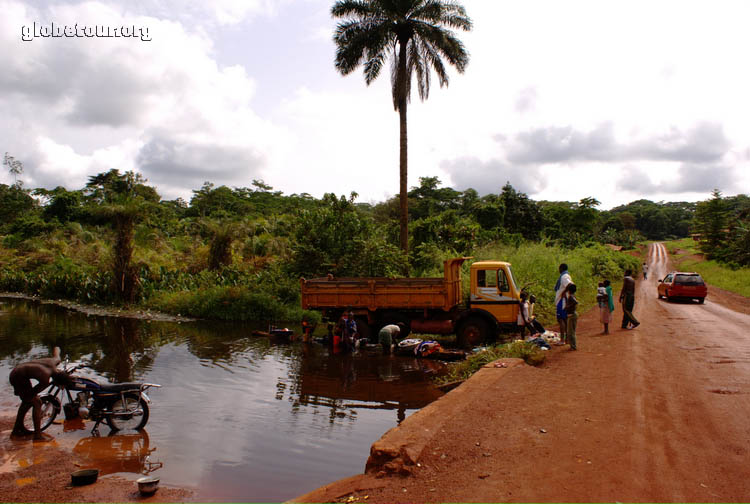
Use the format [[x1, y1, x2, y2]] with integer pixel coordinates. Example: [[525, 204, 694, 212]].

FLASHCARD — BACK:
[[0, 297, 446, 502]]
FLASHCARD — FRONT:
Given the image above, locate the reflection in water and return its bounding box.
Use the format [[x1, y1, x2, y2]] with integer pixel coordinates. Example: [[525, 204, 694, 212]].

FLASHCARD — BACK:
[[292, 350, 444, 424], [73, 430, 161, 475], [0, 297, 447, 502]]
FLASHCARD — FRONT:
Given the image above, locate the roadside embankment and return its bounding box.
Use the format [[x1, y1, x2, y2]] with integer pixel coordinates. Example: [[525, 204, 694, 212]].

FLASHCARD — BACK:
[[292, 357, 531, 503]]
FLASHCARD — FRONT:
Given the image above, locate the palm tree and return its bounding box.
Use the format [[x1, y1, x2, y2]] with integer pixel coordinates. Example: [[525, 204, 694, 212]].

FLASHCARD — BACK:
[[332, 0, 472, 255]]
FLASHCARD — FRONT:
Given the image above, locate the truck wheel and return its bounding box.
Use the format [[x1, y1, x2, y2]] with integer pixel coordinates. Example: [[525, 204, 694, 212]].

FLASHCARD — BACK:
[[458, 318, 489, 349], [354, 317, 373, 342]]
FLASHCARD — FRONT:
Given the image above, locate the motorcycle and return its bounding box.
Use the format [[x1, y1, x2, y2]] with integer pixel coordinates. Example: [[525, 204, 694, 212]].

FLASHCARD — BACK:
[[23, 361, 160, 435]]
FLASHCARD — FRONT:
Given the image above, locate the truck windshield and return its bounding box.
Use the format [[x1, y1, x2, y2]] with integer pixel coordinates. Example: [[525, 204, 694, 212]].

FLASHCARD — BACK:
[[506, 266, 518, 292]]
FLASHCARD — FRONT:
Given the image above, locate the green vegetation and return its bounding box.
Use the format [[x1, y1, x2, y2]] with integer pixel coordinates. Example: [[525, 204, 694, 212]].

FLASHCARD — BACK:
[[664, 238, 750, 297], [434, 340, 546, 386], [0, 161, 744, 326], [692, 190, 750, 268]]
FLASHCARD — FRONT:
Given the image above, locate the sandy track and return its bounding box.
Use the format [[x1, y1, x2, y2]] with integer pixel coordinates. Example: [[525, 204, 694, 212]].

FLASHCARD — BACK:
[[297, 243, 750, 503]]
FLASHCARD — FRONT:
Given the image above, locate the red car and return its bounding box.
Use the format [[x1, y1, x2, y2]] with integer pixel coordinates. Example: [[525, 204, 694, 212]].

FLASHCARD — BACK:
[[657, 272, 707, 304]]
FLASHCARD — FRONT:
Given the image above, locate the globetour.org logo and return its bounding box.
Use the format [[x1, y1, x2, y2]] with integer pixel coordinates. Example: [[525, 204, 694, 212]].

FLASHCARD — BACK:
[[21, 22, 152, 41]]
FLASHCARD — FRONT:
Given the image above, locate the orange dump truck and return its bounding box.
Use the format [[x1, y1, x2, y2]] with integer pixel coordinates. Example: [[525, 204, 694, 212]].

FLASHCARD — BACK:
[[300, 257, 523, 347]]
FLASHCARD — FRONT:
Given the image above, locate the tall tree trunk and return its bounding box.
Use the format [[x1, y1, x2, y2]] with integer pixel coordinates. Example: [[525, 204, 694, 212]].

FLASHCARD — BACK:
[[397, 39, 409, 259], [399, 101, 408, 256], [113, 211, 137, 303]]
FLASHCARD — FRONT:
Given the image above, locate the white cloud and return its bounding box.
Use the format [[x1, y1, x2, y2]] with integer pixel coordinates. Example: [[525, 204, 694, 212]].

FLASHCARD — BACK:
[[1, 0, 749, 209], [0, 0, 285, 200]]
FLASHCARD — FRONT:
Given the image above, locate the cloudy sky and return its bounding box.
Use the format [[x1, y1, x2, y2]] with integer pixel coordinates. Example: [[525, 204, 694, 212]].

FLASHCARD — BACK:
[[2, 0, 748, 209]]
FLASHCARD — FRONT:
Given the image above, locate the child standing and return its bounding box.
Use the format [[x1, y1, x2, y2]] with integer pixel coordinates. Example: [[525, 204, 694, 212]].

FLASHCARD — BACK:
[[597, 281, 610, 334], [565, 283, 579, 350]]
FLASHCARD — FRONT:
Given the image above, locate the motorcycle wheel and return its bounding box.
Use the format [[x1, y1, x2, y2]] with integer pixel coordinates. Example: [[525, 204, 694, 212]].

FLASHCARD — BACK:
[[107, 393, 150, 432], [22, 395, 61, 433]]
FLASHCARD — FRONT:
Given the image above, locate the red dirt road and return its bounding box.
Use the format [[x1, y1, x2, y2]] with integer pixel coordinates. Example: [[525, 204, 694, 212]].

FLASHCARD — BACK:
[[297, 243, 750, 503]]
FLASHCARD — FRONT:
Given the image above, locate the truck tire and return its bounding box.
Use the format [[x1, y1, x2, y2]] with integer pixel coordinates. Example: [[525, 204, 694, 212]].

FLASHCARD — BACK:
[[457, 318, 489, 349], [354, 317, 373, 342]]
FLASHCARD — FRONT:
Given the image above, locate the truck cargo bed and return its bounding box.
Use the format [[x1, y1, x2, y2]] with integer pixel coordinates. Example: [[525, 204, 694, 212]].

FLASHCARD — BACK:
[[300, 258, 470, 313]]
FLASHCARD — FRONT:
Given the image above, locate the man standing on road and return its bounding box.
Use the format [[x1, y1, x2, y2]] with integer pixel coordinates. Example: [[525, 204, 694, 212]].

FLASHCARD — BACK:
[[642, 262, 649, 280], [8, 347, 72, 440], [554, 263, 572, 345], [619, 269, 640, 329]]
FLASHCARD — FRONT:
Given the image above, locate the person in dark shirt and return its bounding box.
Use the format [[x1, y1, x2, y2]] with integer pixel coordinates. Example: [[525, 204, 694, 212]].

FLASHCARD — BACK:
[[619, 269, 640, 329], [565, 284, 579, 350]]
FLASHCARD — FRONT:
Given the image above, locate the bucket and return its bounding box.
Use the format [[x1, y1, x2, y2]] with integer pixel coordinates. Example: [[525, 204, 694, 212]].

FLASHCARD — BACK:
[[63, 402, 79, 420]]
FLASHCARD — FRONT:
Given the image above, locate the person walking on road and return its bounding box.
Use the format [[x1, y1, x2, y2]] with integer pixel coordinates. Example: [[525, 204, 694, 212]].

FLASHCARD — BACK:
[[619, 269, 640, 329], [554, 263, 572, 345], [598, 279, 615, 334], [642, 262, 649, 280]]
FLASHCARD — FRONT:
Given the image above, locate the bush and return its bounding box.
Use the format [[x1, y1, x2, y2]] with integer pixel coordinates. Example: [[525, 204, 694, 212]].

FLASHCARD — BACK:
[[434, 341, 545, 385], [147, 285, 301, 322]]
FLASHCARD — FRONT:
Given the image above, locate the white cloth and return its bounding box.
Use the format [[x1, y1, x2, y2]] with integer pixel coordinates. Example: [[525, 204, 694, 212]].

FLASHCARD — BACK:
[[517, 300, 529, 326], [554, 272, 572, 305]]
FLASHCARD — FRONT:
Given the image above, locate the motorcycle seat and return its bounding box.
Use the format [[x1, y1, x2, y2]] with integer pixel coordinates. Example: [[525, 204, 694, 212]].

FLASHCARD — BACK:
[[96, 382, 144, 393]]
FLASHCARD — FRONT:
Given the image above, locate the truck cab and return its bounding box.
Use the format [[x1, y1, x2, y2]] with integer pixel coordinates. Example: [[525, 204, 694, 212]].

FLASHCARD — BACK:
[[463, 261, 521, 330]]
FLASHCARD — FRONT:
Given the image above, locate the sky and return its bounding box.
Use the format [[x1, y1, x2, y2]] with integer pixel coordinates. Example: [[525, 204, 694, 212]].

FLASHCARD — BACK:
[[1, 0, 749, 210]]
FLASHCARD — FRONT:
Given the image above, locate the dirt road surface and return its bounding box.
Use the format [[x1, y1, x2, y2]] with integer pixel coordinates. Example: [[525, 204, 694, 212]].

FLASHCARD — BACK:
[[296, 243, 750, 503]]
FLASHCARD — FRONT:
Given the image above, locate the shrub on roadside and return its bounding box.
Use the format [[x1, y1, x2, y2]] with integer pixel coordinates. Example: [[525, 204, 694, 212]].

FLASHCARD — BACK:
[[146, 285, 317, 322], [434, 340, 545, 385]]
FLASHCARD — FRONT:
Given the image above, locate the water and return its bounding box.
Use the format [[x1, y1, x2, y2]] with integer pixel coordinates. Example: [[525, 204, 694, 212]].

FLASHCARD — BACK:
[[0, 297, 446, 502]]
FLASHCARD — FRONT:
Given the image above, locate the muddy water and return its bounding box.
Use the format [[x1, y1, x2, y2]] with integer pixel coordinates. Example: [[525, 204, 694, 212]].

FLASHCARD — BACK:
[[0, 297, 446, 502]]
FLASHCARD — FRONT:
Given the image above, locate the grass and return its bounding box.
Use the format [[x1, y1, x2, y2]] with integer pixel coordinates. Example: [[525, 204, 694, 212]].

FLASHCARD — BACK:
[[470, 241, 639, 327], [662, 238, 750, 297], [433, 340, 546, 386]]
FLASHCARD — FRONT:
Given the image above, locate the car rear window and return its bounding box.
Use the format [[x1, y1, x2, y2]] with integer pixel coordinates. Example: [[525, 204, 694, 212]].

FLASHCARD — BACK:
[[674, 274, 704, 285]]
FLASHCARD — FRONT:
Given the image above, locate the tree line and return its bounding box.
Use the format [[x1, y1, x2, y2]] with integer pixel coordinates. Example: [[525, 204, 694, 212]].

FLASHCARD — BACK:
[[0, 169, 747, 319]]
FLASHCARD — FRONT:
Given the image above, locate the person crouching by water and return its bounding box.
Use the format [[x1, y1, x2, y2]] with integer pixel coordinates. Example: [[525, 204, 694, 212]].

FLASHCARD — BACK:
[[9, 347, 74, 440], [345, 311, 358, 352], [565, 283, 579, 350], [378, 324, 401, 354]]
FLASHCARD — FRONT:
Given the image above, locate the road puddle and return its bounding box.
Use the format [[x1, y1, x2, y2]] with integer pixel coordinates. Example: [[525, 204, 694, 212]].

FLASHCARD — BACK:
[[72, 431, 161, 476]]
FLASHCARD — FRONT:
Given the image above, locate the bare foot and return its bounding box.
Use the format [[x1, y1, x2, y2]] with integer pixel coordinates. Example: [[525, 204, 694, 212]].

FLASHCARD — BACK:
[[33, 432, 54, 442], [10, 428, 32, 438]]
